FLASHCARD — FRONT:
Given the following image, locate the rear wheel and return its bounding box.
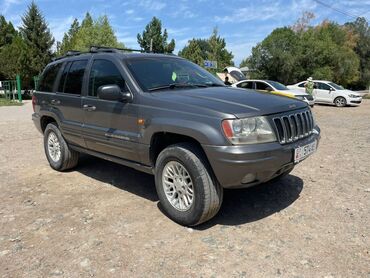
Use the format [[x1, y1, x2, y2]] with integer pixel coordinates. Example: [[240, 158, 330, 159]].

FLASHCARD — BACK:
[[155, 143, 223, 226], [334, 97, 346, 107], [44, 123, 79, 171]]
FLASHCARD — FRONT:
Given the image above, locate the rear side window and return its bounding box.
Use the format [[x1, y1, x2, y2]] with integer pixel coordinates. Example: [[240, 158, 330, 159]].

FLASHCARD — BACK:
[[298, 82, 306, 88], [39, 63, 62, 92], [237, 81, 253, 89], [59, 60, 88, 95], [89, 60, 126, 97]]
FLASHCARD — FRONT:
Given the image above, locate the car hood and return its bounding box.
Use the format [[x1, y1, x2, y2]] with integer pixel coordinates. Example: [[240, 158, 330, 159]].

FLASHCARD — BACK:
[[149, 87, 307, 118], [339, 89, 362, 96]]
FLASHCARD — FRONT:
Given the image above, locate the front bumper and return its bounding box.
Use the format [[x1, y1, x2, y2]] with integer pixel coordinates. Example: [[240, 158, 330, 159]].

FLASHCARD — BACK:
[[349, 98, 362, 105], [203, 128, 320, 189]]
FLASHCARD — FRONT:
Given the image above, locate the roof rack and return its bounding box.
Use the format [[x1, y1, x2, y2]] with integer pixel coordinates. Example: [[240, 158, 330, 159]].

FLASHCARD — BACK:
[[52, 46, 148, 62], [90, 45, 144, 53], [52, 50, 88, 61]]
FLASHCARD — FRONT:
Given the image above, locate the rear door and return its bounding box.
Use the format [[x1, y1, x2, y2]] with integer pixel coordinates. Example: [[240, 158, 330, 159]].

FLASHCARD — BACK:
[[82, 57, 139, 162], [43, 59, 88, 147]]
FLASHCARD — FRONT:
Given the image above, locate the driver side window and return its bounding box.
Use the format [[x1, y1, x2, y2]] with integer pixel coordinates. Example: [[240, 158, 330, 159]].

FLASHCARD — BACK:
[[255, 82, 270, 90], [317, 82, 331, 90], [89, 59, 126, 97]]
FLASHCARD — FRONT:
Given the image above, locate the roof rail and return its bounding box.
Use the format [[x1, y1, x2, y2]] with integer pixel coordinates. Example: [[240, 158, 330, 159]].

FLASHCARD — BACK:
[[52, 50, 88, 61], [90, 45, 144, 53]]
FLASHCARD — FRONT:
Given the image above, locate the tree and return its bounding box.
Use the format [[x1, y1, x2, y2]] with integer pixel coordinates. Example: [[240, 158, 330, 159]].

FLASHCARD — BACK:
[[0, 15, 17, 47], [245, 27, 300, 84], [0, 36, 28, 80], [57, 18, 80, 55], [345, 17, 370, 89], [137, 17, 175, 53], [57, 13, 124, 55], [178, 39, 207, 66], [207, 28, 234, 70], [291, 11, 315, 33], [178, 29, 234, 71], [243, 20, 361, 86], [19, 2, 54, 87]]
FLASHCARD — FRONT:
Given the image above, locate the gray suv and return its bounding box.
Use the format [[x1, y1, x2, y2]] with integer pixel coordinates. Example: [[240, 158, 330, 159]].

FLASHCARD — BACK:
[[32, 47, 320, 226]]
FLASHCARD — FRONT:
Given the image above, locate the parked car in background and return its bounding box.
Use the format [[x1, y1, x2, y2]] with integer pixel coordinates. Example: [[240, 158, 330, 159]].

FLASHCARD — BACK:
[[287, 80, 362, 107], [232, 79, 315, 107]]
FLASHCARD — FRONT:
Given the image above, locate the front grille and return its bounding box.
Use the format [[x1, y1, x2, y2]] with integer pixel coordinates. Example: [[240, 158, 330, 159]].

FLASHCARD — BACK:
[[273, 109, 314, 144]]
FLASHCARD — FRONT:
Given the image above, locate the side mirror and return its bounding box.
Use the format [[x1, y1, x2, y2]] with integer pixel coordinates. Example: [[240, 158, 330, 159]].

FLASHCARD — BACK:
[[266, 86, 273, 92], [329, 87, 335, 91], [97, 84, 132, 102]]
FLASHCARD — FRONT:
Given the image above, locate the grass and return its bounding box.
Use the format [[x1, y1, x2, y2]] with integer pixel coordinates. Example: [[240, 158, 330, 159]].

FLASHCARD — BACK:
[[363, 94, 370, 99], [0, 97, 23, 106]]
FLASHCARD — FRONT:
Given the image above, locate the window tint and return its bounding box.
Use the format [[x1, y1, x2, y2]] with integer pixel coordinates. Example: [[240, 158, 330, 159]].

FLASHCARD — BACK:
[[57, 62, 72, 92], [89, 60, 126, 97], [317, 82, 331, 90], [237, 81, 253, 89], [39, 63, 62, 92], [63, 60, 87, 95], [255, 82, 271, 90], [298, 82, 306, 88]]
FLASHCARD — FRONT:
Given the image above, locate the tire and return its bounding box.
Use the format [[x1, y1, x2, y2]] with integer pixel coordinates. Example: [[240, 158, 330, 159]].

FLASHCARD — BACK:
[[44, 123, 79, 171], [334, 97, 346, 107], [155, 143, 223, 226]]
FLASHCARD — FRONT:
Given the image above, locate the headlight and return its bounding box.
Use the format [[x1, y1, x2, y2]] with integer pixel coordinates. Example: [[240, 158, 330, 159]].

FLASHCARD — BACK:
[[222, 116, 276, 144], [348, 94, 359, 98]]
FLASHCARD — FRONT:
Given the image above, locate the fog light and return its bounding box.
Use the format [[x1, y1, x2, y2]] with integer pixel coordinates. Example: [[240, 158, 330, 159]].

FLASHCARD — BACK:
[[242, 173, 256, 184]]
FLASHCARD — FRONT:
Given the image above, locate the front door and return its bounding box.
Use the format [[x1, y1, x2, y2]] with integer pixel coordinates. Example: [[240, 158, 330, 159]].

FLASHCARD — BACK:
[[82, 58, 139, 162], [315, 82, 333, 103]]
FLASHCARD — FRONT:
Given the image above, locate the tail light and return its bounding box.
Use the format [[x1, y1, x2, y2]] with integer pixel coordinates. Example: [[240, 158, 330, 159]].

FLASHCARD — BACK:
[[32, 94, 36, 112]]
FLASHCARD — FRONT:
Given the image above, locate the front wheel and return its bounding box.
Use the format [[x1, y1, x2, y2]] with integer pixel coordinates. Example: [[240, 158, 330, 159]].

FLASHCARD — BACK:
[[155, 143, 223, 226], [334, 97, 347, 107]]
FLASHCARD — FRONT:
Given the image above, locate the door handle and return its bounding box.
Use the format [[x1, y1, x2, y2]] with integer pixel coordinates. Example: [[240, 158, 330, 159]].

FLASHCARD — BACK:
[[50, 99, 61, 105], [83, 104, 96, 111]]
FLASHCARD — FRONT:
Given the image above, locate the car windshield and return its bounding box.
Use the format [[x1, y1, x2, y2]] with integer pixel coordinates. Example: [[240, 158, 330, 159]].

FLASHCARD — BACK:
[[266, 80, 288, 90], [328, 82, 344, 90], [125, 57, 225, 92]]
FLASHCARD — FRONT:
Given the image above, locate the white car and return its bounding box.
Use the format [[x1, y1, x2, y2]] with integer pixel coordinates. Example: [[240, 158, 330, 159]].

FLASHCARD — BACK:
[[287, 80, 362, 107], [232, 79, 315, 107]]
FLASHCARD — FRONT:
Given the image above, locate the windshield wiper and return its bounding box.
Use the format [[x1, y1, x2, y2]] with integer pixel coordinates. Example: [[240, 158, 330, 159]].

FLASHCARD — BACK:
[[147, 82, 225, 92], [148, 83, 199, 92]]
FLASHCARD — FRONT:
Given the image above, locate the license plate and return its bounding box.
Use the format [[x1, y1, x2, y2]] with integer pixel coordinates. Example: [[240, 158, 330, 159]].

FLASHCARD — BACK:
[[294, 140, 317, 163]]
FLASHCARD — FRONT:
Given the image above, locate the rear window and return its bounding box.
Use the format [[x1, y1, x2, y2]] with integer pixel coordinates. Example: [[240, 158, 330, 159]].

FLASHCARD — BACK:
[[62, 60, 88, 95], [39, 63, 62, 92]]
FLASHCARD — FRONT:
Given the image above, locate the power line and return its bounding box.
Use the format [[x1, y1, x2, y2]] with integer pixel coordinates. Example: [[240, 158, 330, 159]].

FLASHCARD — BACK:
[[313, 0, 368, 19]]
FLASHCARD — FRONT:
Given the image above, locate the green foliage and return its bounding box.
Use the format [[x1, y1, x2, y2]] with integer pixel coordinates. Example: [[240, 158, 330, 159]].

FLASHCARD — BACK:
[[345, 17, 370, 89], [0, 15, 17, 47], [57, 13, 124, 55], [18, 2, 54, 88], [137, 17, 175, 53], [178, 28, 234, 71], [0, 36, 28, 80], [244, 19, 363, 87]]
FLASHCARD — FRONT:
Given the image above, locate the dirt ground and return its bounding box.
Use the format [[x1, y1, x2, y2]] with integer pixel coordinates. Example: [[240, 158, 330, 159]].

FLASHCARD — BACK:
[[0, 100, 369, 277]]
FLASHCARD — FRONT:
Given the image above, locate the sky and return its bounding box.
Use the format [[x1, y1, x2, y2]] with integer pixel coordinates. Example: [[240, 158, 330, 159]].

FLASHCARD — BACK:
[[1, 0, 370, 65]]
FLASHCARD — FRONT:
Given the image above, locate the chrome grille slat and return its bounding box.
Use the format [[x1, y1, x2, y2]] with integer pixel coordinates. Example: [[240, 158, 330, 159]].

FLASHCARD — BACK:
[[273, 109, 314, 144]]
